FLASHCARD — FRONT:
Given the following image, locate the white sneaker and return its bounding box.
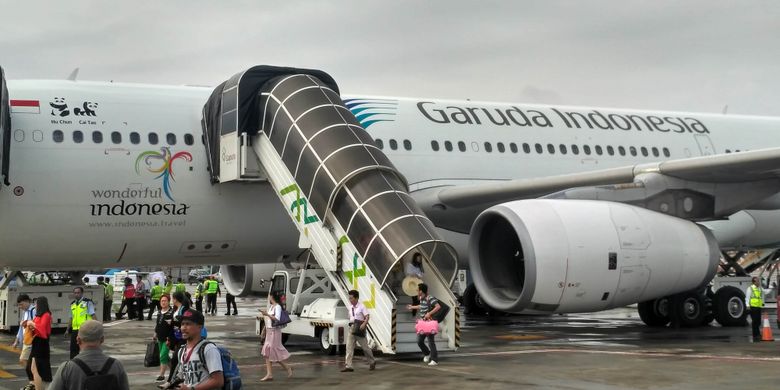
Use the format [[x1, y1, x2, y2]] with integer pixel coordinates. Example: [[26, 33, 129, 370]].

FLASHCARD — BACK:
[[428, 361, 438, 366], [423, 355, 430, 363]]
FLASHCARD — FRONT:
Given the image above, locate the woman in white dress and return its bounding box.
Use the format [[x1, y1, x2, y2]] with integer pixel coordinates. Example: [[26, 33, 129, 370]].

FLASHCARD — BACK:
[[258, 291, 292, 381]]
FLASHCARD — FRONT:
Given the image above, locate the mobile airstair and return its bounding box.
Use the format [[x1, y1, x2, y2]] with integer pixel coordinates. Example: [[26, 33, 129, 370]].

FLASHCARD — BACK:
[[202, 66, 460, 353]]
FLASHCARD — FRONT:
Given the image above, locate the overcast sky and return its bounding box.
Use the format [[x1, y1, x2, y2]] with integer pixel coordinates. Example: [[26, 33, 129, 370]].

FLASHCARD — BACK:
[[1, 1, 778, 116]]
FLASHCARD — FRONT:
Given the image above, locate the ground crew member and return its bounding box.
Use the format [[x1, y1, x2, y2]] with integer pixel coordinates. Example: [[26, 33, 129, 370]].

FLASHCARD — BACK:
[[135, 275, 147, 322], [174, 278, 186, 294], [97, 276, 114, 322], [225, 293, 238, 315], [206, 276, 220, 316], [163, 276, 173, 296], [69, 286, 96, 359], [195, 277, 205, 313], [148, 279, 163, 320], [746, 276, 774, 341]]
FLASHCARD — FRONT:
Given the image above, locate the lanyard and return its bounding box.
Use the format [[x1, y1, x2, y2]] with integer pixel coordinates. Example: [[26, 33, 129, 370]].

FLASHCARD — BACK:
[[183, 341, 201, 364]]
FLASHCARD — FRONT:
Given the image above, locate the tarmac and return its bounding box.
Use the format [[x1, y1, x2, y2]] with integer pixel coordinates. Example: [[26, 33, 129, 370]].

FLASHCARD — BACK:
[[1, 296, 779, 390]]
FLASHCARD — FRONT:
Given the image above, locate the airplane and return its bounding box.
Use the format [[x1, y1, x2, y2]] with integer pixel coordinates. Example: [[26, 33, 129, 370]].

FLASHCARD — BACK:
[[2, 65, 780, 330]]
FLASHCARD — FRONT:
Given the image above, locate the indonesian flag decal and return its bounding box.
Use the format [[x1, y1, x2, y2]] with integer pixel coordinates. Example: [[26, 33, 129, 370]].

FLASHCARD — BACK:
[[10, 99, 40, 114]]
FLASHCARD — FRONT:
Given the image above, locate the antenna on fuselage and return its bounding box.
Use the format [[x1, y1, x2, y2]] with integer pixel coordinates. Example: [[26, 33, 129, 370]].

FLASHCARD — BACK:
[[67, 68, 79, 81], [722, 104, 729, 114]]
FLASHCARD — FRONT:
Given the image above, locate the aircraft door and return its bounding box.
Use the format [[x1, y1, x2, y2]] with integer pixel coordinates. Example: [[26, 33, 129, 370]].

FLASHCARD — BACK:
[[694, 134, 715, 156], [0, 67, 10, 185]]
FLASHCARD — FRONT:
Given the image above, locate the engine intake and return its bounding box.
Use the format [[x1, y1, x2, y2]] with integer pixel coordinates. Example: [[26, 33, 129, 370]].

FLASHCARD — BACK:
[[468, 199, 719, 313]]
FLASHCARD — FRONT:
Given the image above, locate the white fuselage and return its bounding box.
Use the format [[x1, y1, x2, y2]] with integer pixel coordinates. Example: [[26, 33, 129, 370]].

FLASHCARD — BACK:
[[2, 80, 779, 270]]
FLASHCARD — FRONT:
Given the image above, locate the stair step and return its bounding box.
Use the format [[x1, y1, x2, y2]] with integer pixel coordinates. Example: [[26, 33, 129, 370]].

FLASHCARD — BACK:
[[395, 331, 448, 344], [394, 340, 453, 354]]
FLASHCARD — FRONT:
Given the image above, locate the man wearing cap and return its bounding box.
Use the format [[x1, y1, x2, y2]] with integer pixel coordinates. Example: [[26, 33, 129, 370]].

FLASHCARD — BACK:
[[68, 287, 96, 359], [49, 320, 129, 390], [171, 309, 223, 390]]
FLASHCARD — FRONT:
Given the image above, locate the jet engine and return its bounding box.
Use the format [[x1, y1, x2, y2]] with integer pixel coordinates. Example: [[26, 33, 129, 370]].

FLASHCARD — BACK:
[[468, 199, 719, 313], [221, 264, 277, 296]]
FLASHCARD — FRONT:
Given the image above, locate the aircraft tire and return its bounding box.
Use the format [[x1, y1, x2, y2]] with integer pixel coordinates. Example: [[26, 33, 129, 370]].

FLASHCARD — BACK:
[[638, 298, 670, 327], [714, 286, 748, 327], [672, 291, 706, 327]]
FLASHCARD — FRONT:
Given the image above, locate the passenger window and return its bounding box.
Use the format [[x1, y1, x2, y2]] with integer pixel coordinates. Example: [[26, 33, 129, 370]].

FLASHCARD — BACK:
[[458, 141, 466, 152], [484, 142, 493, 153], [559, 144, 567, 154], [595, 145, 603, 155], [535, 143, 543, 154], [583, 145, 591, 155], [403, 139, 412, 150], [73, 130, 83, 143], [92, 131, 103, 144], [130, 132, 141, 145], [375, 139, 384, 149], [167, 133, 177, 145], [431, 140, 439, 151], [571, 144, 579, 155], [547, 144, 555, 154], [53, 130, 64, 143], [111, 131, 121, 144], [149, 133, 159, 145], [509, 143, 518, 153], [389, 139, 398, 150], [618, 146, 626, 156], [651, 147, 659, 157], [725, 149, 731, 154], [184, 134, 195, 146], [445, 141, 453, 152], [522, 143, 530, 153], [663, 147, 671, 157], [497, 142, 505, 153], [641, 146, 648, 157], [629, 146, 637, 156], [607, 145, 615, 156]]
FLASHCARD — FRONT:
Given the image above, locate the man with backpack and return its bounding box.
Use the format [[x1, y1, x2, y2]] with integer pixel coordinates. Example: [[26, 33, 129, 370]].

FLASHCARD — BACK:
[[406, 283, 443, 366], [49, 320, 129, 390], [170, 308, 240, 390]]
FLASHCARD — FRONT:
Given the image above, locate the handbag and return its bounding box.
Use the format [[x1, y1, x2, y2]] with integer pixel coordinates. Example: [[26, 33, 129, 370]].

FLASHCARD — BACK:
[[429, 297, 450, 323], [144, 341, 160, 367], [351, 319, 366, 337], [271, 306, 291, 328]]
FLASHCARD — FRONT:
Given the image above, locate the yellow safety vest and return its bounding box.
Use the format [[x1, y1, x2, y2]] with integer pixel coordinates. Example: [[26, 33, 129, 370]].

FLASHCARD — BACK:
[[750, 285, 764, 308], [206, 280, 218, 294], [150, 285, 163, 300], [104, 283, 114, 300], [163, 282, 173, 294], [70, 299, 91, 330], [175, 283, 186, 293], [195, 283, 204, 298]]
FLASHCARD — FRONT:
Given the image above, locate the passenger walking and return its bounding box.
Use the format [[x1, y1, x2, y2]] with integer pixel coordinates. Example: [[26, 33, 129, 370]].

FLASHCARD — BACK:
[[135, 275, 148, 321], [49, 320, 129, 390], [69, 286, 96, 359], [341, 290, 376, 372], [13, 294, 36, 390], [225, 293, 237, 315], [746, 276, 774, 341], [406, 253, 425, 315], [258, 291, 292, 381], [161, 292, 190, 388], [407, 283, 442, 366], [97, 276, 113, 322], [154, 295, 175, 383], [117, 277, 135, 319], [149, 279, 163, 320], [172, 309, 224, 389], [27, 296, 53, 390]]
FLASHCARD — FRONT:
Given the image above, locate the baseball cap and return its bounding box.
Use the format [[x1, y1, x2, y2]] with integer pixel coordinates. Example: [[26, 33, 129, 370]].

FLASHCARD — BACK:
[[180, 308, 205, 326]]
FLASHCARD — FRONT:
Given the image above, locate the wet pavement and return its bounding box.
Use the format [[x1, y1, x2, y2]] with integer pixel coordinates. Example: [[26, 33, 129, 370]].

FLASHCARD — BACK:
[[1, 296, 779, 389]]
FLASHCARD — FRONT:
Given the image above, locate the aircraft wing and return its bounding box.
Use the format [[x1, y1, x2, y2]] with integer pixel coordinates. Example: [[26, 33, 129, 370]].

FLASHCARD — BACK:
[[414, 147, 780, 233]]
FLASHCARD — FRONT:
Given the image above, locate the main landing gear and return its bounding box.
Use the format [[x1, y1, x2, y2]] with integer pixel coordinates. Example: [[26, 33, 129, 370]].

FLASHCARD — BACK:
[[638, 286, 747, 328]]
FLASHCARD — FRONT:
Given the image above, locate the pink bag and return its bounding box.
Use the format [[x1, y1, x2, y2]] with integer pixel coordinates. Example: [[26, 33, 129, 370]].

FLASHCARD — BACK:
[[415, 319, 439, 335]]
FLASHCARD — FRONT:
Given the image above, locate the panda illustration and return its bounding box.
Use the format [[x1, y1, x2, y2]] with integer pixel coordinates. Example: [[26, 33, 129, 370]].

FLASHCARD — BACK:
[[74, 101, 98, 116], [49, 97, 69, 117]]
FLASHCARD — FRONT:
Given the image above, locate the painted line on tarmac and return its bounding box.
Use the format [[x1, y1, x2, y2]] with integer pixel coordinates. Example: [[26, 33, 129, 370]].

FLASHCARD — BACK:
[[447, 348, 780, 363], [0, 366, 16, 379], [103, 320, 132, 328], [384, 360, 474, 376]]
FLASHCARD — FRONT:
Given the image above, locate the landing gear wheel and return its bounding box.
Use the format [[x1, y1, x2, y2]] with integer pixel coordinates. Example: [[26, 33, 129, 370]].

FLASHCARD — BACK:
[[638, 298, 670, 327], [318, 327, 336, 355], [672, 291, 706, 327], [714, 286, 748, 326]]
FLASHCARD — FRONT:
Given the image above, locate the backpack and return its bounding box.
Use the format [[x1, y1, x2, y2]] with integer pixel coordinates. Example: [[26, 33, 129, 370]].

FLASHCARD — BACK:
[[194, 341, 242, 390], [71, 357, 120, 390], [428, 296, 450, 323]]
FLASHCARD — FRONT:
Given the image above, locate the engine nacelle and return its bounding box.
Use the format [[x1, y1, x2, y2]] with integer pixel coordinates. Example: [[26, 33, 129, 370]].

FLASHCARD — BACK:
[[222, 264, 277, 296], [469, 199, 719, 313]]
